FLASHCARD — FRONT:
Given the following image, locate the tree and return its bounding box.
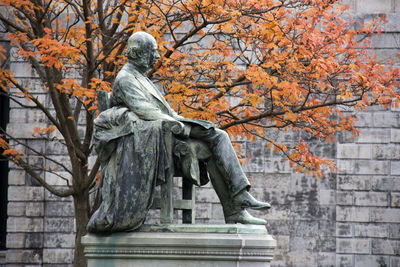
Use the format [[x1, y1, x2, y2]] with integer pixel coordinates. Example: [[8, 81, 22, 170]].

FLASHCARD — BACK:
[[0, 0, 398, 265]]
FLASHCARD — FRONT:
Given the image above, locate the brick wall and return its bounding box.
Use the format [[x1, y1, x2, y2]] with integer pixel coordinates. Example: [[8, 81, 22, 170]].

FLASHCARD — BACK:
[[4, 0, 400, 266]]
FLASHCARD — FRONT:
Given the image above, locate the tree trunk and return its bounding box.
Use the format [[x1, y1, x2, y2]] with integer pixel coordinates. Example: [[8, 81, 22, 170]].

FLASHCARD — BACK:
[[73, 190, 90, 267]]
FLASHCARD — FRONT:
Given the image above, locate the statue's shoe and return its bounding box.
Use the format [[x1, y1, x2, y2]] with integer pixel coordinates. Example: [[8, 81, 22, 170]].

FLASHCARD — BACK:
[[233, 191, 271, 210], [225, 210, 267, 225]]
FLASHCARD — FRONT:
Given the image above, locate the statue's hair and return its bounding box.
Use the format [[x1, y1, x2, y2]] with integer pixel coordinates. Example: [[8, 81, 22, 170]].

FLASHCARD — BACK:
[[124, 31, 156, 60]]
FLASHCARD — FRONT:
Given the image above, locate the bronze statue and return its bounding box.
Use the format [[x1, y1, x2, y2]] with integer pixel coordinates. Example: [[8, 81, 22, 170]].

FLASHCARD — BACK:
[[87, 32, 270, 233]]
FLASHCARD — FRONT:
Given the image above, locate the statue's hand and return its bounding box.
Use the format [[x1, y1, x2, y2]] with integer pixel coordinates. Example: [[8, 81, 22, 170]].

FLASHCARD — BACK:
[[163, 120, 190, 138], [170, 121, 184, 135]]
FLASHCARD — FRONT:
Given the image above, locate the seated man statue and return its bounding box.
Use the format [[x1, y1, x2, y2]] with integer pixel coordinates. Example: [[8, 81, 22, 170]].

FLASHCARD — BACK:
[[87, 31, 270, 233]]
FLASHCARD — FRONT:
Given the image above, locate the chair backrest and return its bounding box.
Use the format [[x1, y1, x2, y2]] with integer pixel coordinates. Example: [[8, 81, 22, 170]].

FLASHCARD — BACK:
[[97, 90, 111, 112]]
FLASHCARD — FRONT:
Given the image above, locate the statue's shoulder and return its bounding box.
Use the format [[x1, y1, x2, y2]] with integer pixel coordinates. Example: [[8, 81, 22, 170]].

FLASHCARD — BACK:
[[114, 64, 140, 89]]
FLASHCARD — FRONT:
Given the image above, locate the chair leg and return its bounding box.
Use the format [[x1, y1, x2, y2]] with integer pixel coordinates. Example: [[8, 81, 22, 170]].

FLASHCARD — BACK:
[[160, 176, 174, 224], [182, 178, 195, 224]]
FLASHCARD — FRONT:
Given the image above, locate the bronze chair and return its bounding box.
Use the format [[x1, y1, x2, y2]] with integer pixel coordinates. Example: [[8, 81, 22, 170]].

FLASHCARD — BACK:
[[97, 90, 211, 224]]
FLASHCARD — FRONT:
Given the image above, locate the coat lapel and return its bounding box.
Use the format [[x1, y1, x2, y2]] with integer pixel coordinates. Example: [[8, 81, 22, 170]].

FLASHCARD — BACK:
[[126, 63, 171, 109]]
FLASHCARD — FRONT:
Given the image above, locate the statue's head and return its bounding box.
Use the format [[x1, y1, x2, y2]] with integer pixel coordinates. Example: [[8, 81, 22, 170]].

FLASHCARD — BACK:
[[124, 32, 160, 71]]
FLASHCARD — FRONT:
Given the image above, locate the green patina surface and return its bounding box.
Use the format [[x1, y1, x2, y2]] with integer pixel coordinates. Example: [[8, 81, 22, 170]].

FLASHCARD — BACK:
[[138, 224, 268, 234]]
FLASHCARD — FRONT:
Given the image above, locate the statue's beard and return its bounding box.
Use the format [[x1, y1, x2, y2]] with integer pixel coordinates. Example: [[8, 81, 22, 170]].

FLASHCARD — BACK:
[[131, 57, 152, 73]]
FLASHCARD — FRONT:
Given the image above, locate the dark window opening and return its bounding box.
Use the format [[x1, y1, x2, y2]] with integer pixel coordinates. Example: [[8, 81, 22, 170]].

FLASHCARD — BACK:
[[0, 38, 10, 250]]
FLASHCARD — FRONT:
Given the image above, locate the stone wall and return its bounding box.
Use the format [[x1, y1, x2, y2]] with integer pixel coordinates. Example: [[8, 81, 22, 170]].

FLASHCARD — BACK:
[[4, 0, 400, 266]]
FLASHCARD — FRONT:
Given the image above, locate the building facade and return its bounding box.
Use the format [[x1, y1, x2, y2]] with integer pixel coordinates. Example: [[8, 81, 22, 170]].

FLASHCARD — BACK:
[[1, 0, 400, 266]]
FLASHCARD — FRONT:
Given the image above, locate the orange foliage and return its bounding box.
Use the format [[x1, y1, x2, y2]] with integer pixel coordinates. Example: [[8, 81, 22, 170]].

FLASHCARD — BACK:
[[0, 0, 399, 177]]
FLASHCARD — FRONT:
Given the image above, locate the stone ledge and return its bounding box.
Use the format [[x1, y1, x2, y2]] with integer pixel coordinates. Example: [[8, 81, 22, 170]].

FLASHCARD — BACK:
[[82, 224, 276, 267]]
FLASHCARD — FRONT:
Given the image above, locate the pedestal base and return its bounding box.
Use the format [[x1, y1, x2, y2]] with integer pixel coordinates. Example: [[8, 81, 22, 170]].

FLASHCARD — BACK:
[[82, 224, 276, 267]]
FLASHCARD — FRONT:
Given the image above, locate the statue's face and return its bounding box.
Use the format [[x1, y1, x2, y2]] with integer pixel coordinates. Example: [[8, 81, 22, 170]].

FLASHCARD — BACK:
[[147, 41, 160, 68]]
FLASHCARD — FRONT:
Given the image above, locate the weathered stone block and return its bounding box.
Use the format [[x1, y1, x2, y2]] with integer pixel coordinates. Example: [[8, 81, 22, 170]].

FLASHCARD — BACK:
[[8, 169, 26, 185], [372, 144, 393, 160], [317, 252, 335, 266], [353, 112, 373, 127], [26, 156, 44, 169], [287, 251, 317, 266], [10, 62, 39, 78], [372, 177, 400, 191], [44, 189, 73, 202], [391, 129, 400, 143], [289, 220, 319, 237], [7, 217, 44, 232], [336, 223, 353, 237], [337, 144, 372, 159], [211, 203, 224, 220], [354, 223, 388, 238], [9, 109, 47, 124], [7, 202, 27, 216], [264, 158, 291, 174], [336, 254, 353, 267], [391, 192, 400, 207], [354, 255, 389, 267], [391, 257, 400, 267], [337, 131, 356, 143], [289, 236, 316, 251], [356, 129, 390, 144], [354, 191, 388, 206], [337, 238, 370, 254], [6, 249, 43, 264], [371, 240, 400, 255], [265, 206, 291, 221], [316, 236, 336, 253], [338, 160, 390, 175], [43, 249, 74, 264], [25, 202, 44, 217], [371, 33, 400, 50], [44, 218, 74, 233], [374, 49, 400, 64], [319, 189, 336, 205], [337, 160, 356, 174], [9, 93, 46, 109], [44, 172, 72, 187], [44, 233, 75, 248], [318, 220, 336, 237], [44, 202, 74, 217], [195, 187, 219, 203], [8, 186, 44, 201], [7, 233, 25, 248], [355, 160, 389, 175], [24, 233, 44, 248], [249, 173, 291, 192], [389, 224, 400, 239], [266, 220, 290, 236], [336, 206, 370, 222], [370, 208, 400, 222], [253, 188, 291, 206], [373, 112, 396, 127], [337, 191, 353, 205], [45, 141, 69, 155], [195, 203, 212, 219], [274, 235, 290, 252], [245, 142, 265, 173], [391, 161, 400, 175], [338, 176, 371, 190]]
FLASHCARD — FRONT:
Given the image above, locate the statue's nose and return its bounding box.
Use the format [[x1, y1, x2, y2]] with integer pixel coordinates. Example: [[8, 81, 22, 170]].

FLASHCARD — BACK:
[[155, 51, 161, 59]]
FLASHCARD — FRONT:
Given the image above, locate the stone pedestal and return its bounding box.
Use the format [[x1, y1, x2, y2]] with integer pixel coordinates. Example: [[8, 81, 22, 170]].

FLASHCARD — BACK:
[[82, 224, 276, 267]]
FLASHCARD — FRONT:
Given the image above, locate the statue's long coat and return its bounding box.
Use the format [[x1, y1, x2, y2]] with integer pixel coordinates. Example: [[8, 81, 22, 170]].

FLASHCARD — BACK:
[[87, 61, 213, 232]]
